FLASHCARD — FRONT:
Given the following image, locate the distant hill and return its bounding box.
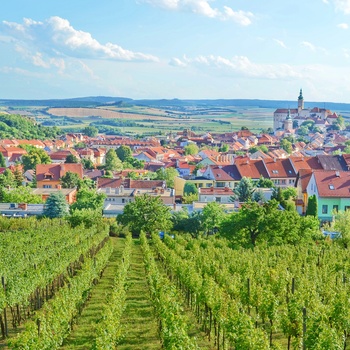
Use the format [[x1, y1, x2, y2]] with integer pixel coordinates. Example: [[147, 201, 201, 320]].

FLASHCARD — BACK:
[[1, 96, 350, 113]]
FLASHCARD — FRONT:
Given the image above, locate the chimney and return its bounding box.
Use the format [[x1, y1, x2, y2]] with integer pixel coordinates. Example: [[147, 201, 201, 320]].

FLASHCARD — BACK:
[[56, 184, 62, 190]]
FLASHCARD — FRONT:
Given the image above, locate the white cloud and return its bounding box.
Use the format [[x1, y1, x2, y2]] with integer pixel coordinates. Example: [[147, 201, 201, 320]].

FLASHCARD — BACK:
[[328, 0, 350, 14], [274, 39, 287, 49], [143, 0, 254, 25], [338, 22, 349, 28], [2, 16, 158, 62], [170, 54, 302, 79], [169, 57, 187, 67], [301, 41, 316, 51]]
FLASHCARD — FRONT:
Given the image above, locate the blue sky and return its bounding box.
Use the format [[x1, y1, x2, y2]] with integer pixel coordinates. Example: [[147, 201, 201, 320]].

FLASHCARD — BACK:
[[1, 0, 350, 102]]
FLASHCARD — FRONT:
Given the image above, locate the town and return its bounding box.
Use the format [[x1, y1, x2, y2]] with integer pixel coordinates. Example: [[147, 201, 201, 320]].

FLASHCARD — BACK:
[[0, 89, 348, 223]]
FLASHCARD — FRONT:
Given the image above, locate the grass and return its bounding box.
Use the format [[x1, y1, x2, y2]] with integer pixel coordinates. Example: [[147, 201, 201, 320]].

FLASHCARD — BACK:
[[61, 237, 125, 350], [117, 239, 161, 350]]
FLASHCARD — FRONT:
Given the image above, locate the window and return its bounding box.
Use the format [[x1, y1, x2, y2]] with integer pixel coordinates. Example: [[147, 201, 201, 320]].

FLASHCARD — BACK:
[[215, 197, 221, 203], [346, 206, 350, 211], [281, 180, 286, 184], [198, 183, 203, 188], [272, 170, 279, 174], [43, 185, 52, 189], [216, 182, 225, 187], [333, 205, 338, 212], [206, 183, 211, 188], [329, 184, 335, 190], [322, 205, 328, 214]]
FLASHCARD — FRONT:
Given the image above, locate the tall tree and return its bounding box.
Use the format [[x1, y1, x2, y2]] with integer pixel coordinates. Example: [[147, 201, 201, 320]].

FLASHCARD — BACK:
[[116, 145, 132, 162], [83, 125, 98, 137], [156, 167, 179, 188], [70, 188, 106, 212], [2, 186, 44, 204], [105, 149, 122, 171], [117, 194, 172, 236], [232, 177, 255, 202], [305, 195, 318, 217], [42, 192, 69, 218], [60, 171, 80, 188], [65, 154, 79, 163], [0, 153, 5, 167], [21, 148, 51, 171], [183, 181, 198, 196], [184, 143, 199, 155], [201, 201, 225, 235]]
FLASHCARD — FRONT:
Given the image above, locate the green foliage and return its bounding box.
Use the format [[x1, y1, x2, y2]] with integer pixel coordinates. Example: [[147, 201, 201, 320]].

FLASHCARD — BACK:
[[65, 154, 79, 163], [0, 153, 5, 167], [83, 125, 98, 137], [232, 177, 255, 202], [42, 192, 69, 218], [116, 145, 132, 162], [0, 169, 16, 188], [172, 208, 203, 237], [21, 148, 51, 171], [105, 149, 122, 171], [220, 200, 320, 248], [2, 186, 44, 204], [219, 143, 229, 152], [184, 143, 199, 155], [81, 158, 94, 170], [201, 201, 225, 235], [70, 188, 106, 212], [60, 171, 80, 189], [155, 167, 179, 188], [117, 194, 172, 236], [280, 138, 293, 154], [331, 210, 350, 248], [306, 195, 318, 217], [181, 192, 198, 204], [183, 181, 198, 195], [0, 114, 61, 139], [256, 175, 274, 188], [67, 208, 104, 228]]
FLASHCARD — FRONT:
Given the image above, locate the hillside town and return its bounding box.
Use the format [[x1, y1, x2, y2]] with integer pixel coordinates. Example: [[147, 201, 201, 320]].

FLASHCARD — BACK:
[[0, 90, 348, 223]]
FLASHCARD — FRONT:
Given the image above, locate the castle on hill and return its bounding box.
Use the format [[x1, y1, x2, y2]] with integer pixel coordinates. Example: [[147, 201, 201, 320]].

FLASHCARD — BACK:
[[273, 89, 338, 132]]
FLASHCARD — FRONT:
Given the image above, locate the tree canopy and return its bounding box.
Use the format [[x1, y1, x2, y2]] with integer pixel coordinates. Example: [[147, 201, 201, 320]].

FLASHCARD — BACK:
[[116, 145, 132, 162], [21, 148, 51, 171], [60, 171, 80, 188], [105, 149, 122, 172], [232, 177, 255, 202], [117, 194, 172, 236], [42, 192, 69, 218]]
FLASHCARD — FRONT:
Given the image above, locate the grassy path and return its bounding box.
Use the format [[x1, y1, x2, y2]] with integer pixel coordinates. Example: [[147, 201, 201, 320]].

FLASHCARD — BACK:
[[118, 239, 161, 350], [61, 237, 125, 350]]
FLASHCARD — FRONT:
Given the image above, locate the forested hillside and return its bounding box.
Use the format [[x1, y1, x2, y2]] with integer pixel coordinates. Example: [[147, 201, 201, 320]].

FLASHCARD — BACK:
[[0, 113, 61, 139]]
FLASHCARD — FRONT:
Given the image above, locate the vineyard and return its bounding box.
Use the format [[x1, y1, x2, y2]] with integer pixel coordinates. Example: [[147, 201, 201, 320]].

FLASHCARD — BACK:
[[1, 218, 350, 349]]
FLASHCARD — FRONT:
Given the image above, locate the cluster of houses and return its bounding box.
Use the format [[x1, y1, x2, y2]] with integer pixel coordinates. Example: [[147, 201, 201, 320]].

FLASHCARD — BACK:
[[1, 90, 350, 222]]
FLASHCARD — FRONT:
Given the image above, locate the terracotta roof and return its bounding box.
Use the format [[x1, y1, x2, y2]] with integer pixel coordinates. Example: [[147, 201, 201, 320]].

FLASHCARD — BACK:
[[313, 170, 350, 198], [36, 163, 83, 181], [209, 166, 235, 181], [264, 158, 296, 178], [316, 155, 348, 171], [235, 157, 269, 179], [289, 156, 323, 172]]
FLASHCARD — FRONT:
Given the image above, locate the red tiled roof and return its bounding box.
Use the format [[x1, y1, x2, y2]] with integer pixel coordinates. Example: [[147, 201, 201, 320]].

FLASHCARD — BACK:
[[264, 158, 296, 178], [235, 157, 269, 179], [313, 170, 350, 198], [36, 163, 83, 181]]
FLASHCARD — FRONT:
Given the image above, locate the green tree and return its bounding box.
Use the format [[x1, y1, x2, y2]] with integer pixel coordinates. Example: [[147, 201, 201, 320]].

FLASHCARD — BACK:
[[65, 154, 79, 163], [67, 208, 103, 228], [202, 201, 225, 235], [81, 158, 94, 170], [105, 149, 122, 171], [21, 148, 51, 171], [83, 125, 98, 137], [117, 194, 172, 236], [184, 143, 199, 155], [0, 169, 16, 188], [280, 138, 293, 154], [155, 167, 179, 188], [181, 192, 198, 204], [183, 181, 198, 195], [116, 145, 132, 162], [70, 188, 106, 212], [0, 153, 5, 167], [219, 143, 229, 152], [42, 192, 69, 218], [331, 210, 350, 248], [256, 176, 274, 188], [13, 166, 24, 187], [172, 208, 203, 238], [2, 186, 44, 204], [60, 171, 80, 188], [232, 177, 255, 202]]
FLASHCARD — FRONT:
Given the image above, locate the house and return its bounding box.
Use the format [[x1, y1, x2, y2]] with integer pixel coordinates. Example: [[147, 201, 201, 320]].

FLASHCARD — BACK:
[[36, 163, 83, 188], [306, 170, 350, 221], [31, 188, 77, 205], [198, 186, 234, 204], [263, 158, 297, 188], [201, 165, 236, 188], [49, 149, 80, 163]]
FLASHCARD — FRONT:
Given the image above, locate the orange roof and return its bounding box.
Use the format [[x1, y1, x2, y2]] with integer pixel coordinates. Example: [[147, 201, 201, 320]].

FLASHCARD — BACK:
[[313, 170, 350, 198]]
